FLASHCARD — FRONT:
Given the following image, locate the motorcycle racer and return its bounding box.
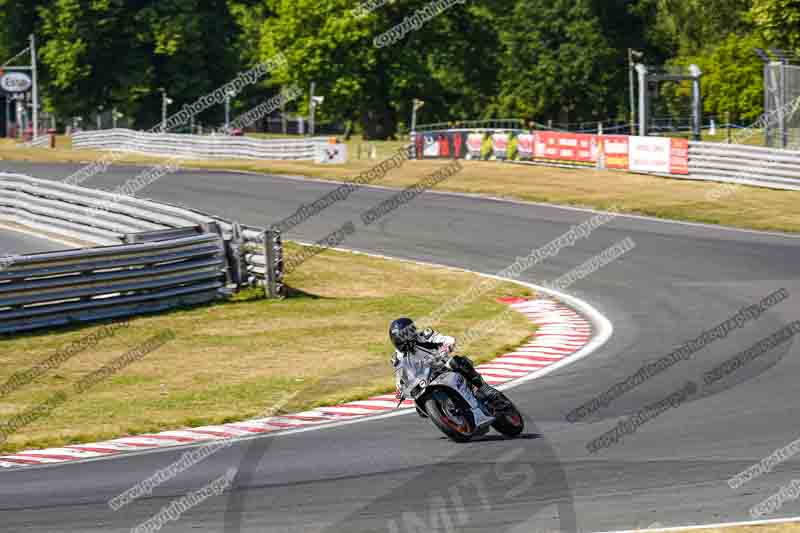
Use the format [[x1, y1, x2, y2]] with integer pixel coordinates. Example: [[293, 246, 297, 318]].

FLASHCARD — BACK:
[[389, 317, 507, 411]]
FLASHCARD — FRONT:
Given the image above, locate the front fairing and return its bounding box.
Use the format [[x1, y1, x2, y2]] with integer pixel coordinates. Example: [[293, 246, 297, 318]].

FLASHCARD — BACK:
[[395, 353, 433, 400]]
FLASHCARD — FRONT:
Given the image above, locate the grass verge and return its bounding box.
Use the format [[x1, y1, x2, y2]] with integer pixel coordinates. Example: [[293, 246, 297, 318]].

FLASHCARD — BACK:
[[666, 524, 800, 533], [0, 242, 535, 453], [1, 136, 799, 233]]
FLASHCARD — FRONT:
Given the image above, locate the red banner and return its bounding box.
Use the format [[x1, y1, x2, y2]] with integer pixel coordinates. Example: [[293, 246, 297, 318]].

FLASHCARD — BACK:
[[669, 138, 689, 175], [601, 135, 629, 170], [534, 132, 597, 164]]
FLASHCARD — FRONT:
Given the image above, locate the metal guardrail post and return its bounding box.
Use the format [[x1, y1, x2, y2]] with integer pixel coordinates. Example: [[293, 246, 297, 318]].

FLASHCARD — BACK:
[[264, 228, 284, 299], [225, 222, 246, 291]]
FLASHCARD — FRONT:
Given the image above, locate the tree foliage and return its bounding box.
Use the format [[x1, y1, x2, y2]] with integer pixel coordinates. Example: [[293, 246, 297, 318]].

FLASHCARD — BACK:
[[1, 0, 799, 137]]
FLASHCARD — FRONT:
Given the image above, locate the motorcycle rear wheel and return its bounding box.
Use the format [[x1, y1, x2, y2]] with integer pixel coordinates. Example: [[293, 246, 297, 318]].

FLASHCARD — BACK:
[[425, 389, 476, 442]]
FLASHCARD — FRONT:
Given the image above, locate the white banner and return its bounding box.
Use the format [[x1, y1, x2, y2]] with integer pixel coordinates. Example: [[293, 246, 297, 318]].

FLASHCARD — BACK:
[[628, 136, 671, 173]]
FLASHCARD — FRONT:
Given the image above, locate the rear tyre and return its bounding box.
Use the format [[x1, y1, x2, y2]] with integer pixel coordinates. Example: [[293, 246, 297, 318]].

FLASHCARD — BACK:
[[491, 393, 525, 437], [425, 389, 475, 442]]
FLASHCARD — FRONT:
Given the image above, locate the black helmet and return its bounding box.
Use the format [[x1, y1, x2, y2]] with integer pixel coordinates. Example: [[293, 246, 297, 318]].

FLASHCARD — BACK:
[[389, 317, 417, 352]]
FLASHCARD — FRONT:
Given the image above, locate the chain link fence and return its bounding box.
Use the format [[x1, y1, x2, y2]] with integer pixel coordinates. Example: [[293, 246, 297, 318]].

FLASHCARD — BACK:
[[765, 63, 800, 149]]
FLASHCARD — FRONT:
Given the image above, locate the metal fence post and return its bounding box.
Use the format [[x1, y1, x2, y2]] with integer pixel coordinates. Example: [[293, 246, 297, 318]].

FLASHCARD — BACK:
[[264, 228, 284, 299]]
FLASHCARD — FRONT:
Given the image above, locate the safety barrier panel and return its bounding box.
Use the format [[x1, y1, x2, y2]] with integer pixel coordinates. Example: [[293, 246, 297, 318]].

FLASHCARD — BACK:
[[0, 173, 284, 333], [72, 128, 329, 161], [687, 141, 800, 191], [0, 233, 227, 333]]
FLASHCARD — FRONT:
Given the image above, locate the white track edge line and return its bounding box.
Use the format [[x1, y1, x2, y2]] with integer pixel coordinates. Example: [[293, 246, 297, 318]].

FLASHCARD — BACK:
[[595, 514, 800, 533], [0, 241, 610, 471]]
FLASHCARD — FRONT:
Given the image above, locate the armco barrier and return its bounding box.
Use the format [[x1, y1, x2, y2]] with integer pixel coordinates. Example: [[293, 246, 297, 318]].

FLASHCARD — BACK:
[[0, 233, 227, 333], [72, 128, 329, 161], [688, 141, 800, 191], [0, 173, 284, 333]]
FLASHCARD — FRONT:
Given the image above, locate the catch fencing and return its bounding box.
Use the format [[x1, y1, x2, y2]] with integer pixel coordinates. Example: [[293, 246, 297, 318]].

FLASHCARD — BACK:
[[0, 173, 284, 333], [764, 63, 800, 149], [72, 128, 329, 161]]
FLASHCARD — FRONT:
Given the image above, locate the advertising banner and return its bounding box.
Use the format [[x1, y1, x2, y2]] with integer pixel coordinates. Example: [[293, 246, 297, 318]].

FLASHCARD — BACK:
[[629, 136, 671, 173], [452, 131, 466, 159], [517, 133, 534, 160], [315, 143, 348, 164], [423, 134, 440, 158], [669, 138, 689, 175], [466, 132, 484, 160], [491, 133, 509, 160], [534, 132, 597, 164], [601, 135, 630, 170], [414, 133, 424, 160]]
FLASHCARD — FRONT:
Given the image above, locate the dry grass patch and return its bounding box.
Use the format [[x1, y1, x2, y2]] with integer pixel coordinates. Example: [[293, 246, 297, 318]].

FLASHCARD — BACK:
[[0, 242, 535, 453], [665, 523, 800, 533]]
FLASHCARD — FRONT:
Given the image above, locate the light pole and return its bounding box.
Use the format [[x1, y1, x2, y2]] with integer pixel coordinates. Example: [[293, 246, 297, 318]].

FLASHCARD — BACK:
[[30, 34, 38, 139], [411, 98, 424, 134], [628, 49, 644, 135], [112, 107, 123, 129], [224, 88, 235, 131], [310, 96, 324, 136], [97, 104, 104, 130], [159, 88, 172, 132]]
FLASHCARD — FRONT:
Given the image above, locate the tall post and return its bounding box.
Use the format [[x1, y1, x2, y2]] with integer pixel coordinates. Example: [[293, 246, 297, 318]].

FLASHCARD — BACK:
[[636, 64, 648, 136], [411, 98, 418, 134], [224, 93, 230, 130], [309, 81, 316, 136], [160, 89, 167, 132], [689, 64, 703, 142], [29, 34, 38, 139], [4, 95, 9, 138], [780, 62, 788, 148], [628, 49, 636, 135]]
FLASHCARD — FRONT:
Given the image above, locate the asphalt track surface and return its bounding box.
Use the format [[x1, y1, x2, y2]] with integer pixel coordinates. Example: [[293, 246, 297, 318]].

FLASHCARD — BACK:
[[0, 227, 69, 255], [1, 161, 799, 533]]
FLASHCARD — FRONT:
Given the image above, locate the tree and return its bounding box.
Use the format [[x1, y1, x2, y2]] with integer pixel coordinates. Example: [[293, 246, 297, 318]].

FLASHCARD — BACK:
[[493, 0, 617, 123], [38, 0, 249, 128], [751, 0, 800, 50], [655, 0, 753, 55], [668, 33, 765, 123], [260, 0, 505, 139]]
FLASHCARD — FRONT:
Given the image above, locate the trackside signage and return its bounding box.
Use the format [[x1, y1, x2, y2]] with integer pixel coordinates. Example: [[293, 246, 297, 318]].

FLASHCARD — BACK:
[[0, 72, 32, 93], [629, 136, 689, 174]]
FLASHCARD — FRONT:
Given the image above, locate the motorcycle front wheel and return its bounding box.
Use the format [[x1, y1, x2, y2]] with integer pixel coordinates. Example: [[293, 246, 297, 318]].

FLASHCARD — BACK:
[[491, 392, 525, 437], [425, 389, 476, 442]]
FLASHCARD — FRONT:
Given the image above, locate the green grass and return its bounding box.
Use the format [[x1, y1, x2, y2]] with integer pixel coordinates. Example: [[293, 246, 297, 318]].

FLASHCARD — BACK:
[[0, 243, 536, 453]]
